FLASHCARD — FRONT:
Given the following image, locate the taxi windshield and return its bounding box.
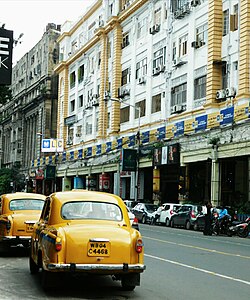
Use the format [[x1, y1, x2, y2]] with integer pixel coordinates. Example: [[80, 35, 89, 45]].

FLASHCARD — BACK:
[[9, 199, 44, 211], [61, 201, 122, 221]]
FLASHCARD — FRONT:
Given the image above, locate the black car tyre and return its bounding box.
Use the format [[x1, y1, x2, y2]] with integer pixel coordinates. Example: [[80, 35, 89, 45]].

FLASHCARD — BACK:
[[150, 217, 155, 225], [185, 220, 191, 230], [165, 218, 170, 227], [29, 255, 39, 274], [238, 228, 249, 238], [193, 222, 198, 231], [142, 215, 146, 224], [170, 219, 175, 228]]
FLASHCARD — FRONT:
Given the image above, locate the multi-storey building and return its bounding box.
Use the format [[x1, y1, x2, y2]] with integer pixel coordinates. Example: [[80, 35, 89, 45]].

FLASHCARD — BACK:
[[0, 23, 60, 193], [4, 0, 250, 212]]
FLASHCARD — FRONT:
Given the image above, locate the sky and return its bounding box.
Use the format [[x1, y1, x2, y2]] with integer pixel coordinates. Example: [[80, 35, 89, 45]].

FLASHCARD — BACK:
[[0, 0, 95, 65]]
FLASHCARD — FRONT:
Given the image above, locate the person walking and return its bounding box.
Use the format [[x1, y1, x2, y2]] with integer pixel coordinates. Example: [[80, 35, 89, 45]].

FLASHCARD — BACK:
[[203, 201, 212, 235]]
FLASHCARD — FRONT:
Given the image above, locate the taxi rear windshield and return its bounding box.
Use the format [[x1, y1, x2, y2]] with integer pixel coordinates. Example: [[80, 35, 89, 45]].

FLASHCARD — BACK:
[[61, 201, 122, 221], [9, 199, 44, 211]]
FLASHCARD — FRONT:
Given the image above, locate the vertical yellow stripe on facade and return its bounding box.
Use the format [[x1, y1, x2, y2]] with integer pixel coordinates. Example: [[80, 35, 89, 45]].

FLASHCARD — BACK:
[[97, 33, 108, 139], [111, 23, 122, 134], [206, 0, 223, 105], [238, 1, 250, 99]]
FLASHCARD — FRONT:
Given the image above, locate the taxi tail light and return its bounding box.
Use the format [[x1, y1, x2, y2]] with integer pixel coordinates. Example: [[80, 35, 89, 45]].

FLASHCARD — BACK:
[[191, 210, 196, 218], [55, 238, 62, 251], [135, 238, 144, 253], [6, 220, 11, 230], [133, 217, 139, 226]]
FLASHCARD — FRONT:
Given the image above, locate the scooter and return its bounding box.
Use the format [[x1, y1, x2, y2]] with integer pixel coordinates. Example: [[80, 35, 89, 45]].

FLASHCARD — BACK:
[[212, 213, 232, 236], [227, 217, 250, 238]]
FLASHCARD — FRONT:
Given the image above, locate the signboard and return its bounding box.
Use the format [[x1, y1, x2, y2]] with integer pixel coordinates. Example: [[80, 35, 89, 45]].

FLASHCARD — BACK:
[[0, 28, 13, 85], [45, 165, 56, 179], [41, 138, 64, 152], [121, 148, 137, 172]]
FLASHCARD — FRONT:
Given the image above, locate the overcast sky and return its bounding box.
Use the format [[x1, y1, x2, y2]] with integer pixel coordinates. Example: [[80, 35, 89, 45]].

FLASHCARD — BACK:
[[0, 0, 95, 65]]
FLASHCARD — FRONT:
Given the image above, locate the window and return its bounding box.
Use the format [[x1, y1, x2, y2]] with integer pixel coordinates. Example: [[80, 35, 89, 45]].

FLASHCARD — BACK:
[[172, 42, 177, 61], [154, 6, 162, 25], [78, 64, 84, 83], [152, 94, 161, 113], [222, 63, 228, 89], [122, 32, 130, 48], [86, 116, 93, 135], [137, 17, 148, 39], [70, 99, 75, 112], [70, 71, 76, 89], [120, 106, 130, 123], [230, 4, 238, 31], [194, 75, 206, 100], [78, 95, 83, 107], [121, 68, 130, 86], [135, 99, 146, 118], [71, 40, 78, 54], [153, 47, 166, 68], [135, 58, 147, 79], [223, 9, 229, 36], [171, 83, 187, 106], [196, 23, 208, 45], [179, 34, 188, 57]]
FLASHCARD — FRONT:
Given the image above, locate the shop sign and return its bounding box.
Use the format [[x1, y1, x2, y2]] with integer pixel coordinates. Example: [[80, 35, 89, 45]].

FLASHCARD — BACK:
[[121, 148, 137, 172], [99, 173, 110, 190], [45, 165, 56, 179], [35, 168, 44, 180], [0, 28, 13, 85]]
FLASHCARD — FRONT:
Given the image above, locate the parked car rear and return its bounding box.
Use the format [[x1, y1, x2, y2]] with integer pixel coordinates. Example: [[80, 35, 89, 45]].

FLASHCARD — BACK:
[[132, 203, 158, 224], [150, 203, 181, 226], [170, 204, 206, 230]]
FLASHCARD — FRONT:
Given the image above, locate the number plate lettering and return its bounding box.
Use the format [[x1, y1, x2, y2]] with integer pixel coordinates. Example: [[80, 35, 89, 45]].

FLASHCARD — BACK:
[[87, 242, 110, 256]]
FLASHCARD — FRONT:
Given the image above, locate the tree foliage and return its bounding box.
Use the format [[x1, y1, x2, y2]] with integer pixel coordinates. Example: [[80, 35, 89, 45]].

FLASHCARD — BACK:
[[0, 85, 12, 105], [0, 166, 25, 194]]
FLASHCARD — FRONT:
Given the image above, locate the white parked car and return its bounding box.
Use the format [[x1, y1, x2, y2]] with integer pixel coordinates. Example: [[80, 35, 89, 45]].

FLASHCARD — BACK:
[[151, 203, 182, 226]]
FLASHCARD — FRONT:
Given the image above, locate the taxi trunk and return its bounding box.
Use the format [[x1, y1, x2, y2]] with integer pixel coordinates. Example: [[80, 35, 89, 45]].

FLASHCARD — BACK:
[[11, 211, 41, 236], [62, 223, 135, 264]]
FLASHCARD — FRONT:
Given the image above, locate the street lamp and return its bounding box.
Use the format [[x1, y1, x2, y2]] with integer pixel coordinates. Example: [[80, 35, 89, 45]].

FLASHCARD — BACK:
[[107, 97, 141, 202]]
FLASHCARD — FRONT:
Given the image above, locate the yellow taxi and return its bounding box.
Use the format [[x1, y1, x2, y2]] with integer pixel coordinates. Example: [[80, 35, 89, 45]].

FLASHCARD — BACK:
[[0, 192, 46, 251], [29, 190, 146, 290]]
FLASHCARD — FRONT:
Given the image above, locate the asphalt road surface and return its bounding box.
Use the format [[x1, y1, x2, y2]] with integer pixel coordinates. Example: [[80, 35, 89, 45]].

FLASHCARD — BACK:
[[0, 225, 249, 299]]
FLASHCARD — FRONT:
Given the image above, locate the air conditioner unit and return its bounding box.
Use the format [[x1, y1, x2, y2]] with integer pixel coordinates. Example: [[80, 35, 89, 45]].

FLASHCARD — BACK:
[[182, 4, 190, 14], [104, 91, 110, 98], [173, 57, 185, 67], [225, 87, 236, 98], [158, 64, 165, 72], [99, 20, 104, 27], [92, 99, 99, 106], [198, 41, 205, 47], [85, 102, 92, 109], [66, 139, 73, 146], [174, 9, 183, 19], [153, 67, 160, 76], [123, 88, 130, 96], [150, 24, 160, 34], [216, 89, 226, 100], [171, 105, 184, 114], [191, 0, 200, 7], [76, 133, 82, 137], [138, 77, 146, 84], [191, 41, 199, 48]]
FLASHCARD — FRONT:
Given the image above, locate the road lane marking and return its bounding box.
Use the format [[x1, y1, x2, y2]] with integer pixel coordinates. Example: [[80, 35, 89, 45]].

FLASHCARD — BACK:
[[145, 253, 250, 286], [143, 236, 250, 259], [142, 227, 250, 248]]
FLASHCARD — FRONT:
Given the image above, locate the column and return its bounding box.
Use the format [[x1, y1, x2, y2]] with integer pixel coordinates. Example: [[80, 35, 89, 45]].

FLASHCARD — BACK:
[[211, 159, 220, 207]]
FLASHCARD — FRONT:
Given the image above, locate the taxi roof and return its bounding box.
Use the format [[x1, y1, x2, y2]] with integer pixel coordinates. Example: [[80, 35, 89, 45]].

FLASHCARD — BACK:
[[51, 190, 123, 205], [1, 192, 46, 200]]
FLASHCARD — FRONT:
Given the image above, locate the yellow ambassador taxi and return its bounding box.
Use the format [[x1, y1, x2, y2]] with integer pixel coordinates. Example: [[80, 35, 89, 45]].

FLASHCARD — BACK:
[[29, 190, 146, 290], [0, 192, 46, 251]]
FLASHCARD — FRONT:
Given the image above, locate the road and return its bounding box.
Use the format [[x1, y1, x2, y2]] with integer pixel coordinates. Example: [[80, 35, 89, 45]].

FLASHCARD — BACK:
[[0, 225, 249, 299]]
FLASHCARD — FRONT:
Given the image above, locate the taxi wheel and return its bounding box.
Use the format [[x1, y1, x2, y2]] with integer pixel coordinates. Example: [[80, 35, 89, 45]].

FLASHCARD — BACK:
[[41, 268, 53, 289], [29, 256, 39, 274]]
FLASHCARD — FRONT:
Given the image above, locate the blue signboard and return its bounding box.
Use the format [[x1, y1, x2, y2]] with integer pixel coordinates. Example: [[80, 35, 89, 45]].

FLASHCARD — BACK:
[[78, 149, 83, 159], [106, 142, 111, 153], [70, 151, 74, 160], [220, 106, 234, 125], [195, 115, 207, 132], [86, 147, 92, 157], [174, 121, 184, 137], [141, 131, 149, 144], [117, 138, 123, 149], [62, 152, 66, 162], [96, 144, 101, 155], [128, 135, 136, 147], [157, 126, 166, 140]]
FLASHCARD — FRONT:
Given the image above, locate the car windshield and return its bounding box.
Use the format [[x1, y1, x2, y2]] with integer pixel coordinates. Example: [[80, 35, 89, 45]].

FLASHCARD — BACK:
[[9, 199, 44, 211], [61, 201, 122, 221], [145, 204, 158, 212]]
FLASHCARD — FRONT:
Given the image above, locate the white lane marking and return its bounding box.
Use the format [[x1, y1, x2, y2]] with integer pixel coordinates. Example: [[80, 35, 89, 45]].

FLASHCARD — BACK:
[[145, 253, 250, 286], [142, 227, 250, 248], [143, 236, 250, 259]]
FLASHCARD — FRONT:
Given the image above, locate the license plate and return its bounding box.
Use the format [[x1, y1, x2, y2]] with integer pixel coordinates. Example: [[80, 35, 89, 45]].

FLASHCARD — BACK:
[[26, 224, 34, 232], [87, 242, 110, 256]]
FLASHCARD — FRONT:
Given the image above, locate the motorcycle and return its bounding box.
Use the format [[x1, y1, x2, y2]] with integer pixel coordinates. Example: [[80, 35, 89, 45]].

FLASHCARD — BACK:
[[227, 217, 250, 238], [212, 213, 232, 236]]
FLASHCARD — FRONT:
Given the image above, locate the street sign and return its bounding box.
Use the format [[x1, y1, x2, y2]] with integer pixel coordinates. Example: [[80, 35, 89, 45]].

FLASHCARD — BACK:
[[41, 138, 64, 153], [0, 28, 13, 85]]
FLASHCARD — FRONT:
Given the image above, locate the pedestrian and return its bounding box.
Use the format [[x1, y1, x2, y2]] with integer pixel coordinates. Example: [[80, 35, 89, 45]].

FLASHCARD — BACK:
[[203, 201, 212, 235]]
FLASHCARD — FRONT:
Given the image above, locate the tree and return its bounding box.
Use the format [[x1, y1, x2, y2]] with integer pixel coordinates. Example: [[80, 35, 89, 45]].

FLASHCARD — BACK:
[[0, 85, 12, 105], [0, 166, 25, 194]]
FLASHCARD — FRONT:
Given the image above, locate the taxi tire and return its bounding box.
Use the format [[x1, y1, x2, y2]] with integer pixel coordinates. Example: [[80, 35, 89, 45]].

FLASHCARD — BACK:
[[41, 268, 53, 289], [121, 273, 139, 291], [29, 256, 39, 274]]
